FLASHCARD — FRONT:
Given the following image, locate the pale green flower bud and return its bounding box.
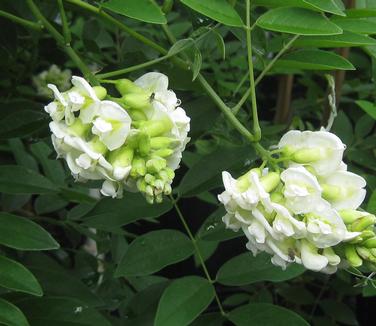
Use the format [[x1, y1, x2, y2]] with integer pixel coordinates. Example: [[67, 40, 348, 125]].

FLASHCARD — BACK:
[[146, 157, 167, 173], [140, 118, 173, 137], [236, 168, 261, 192], [356, 247, 376, 263], [121, 93, 151, 110], [260, 172, 280, 193], [345, 244, 363, 267], [339, 210, 366, 224], [129, 109, 148, 121], [292, 148, 325, 163], [116, 79, 145, 95], [93, 86, 107, 100], [108, 146, 134, 167], [350, 230, 375, 244], [362, 237, 376, 249], [136, 178, 147, 193], [351, 214, 376, 232], [150, 137, 179, 149], [130, 157, 147, 177], [270, 191, 284, 204], [155, 193, 163, 203], [144, 173, 156, 185], [152, 148, 174, 158]]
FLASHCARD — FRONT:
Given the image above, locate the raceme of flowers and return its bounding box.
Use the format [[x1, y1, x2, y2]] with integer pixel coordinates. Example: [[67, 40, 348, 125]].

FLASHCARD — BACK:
[[218, 129, 376, 273], [44, 72, 190, 203]]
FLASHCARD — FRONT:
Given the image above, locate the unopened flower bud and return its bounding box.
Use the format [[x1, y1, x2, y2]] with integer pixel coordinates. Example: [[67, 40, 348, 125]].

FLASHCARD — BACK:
[[140, 118, 173, 137], [144, 173, 156, 185], [356, 247, 376, 263], [116, 79, 145, 95], [93, 86, 107, 100], [345, 244, 363, 267], [152, 148, 174, 158], [164, 183, 172, 195], [146, 157, 167, 173], [350, 230, 375, 244], [137, 179, 147, 193], [122, 92, 151, 110], [131, 157, 146, 177], [292, 148, 325, 163], [236, 168, 261, 192], [321, 184, 342, 201], [351, 214, 376, 232], [155, 193, 163, 203], [339, 210, 367, 224], [138, 133, 151, 156], [108, 146, 134, 167], [260, 172, 280, 193], [270, 191, 284, 204], [129, 109, 148, 121], [362, 237, 376, 249], [150, 137, 179, 149]]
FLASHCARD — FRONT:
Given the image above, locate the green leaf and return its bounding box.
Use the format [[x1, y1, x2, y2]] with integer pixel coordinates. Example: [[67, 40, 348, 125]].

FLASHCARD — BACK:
[[345, 8, 376, 18], [190, 313, 226, 326], [178, 145, 254, 197], [0, 212, 59, 250], [30, 141, 66, 185], [102, 0, 166, 24], [319, 300, 358, 325], [257, 8, 343, 35], [356, 100, 376, 120], [8, 138, 38, 171], [115, 230, 194, 277], [331, 17, 376, 34], [0, 110, 46, 139], [294, 31, 376, 48], [192, 47, 202, 81], [0, 165, 58, 194], [197, 207, 242, 242], [275, 50, 355, 70], [0, 298, 29, 326], [154, 276, 215, 326], [228, 303, 309, 326], [216, 253, 305, 286], [180, 0, 243, 27], [83, 193, 172, 230], [168, 38, 195, 56], [34, 194, 68, 215], [0, 255, 42, 296], [303, 0, 345, 16], [18, 297, 111, 326]]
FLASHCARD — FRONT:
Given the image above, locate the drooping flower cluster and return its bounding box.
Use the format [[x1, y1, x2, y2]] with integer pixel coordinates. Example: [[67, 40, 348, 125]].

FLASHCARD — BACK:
[[44, 72, 190, 203], [33, 65, 72, 98], [219, 129, 376, 273]]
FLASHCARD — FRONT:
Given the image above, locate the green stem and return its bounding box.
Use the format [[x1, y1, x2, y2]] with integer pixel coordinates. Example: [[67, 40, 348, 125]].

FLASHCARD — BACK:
[[0, 10, 42, 30], [57, 0, 72, 44], [197, 74, 255, 142], [170, 195, 227, 317], [65, 0, 167, 55], [245, 0, 261, 141], [97, 55, 170, 79], [27, 0, 98, 85], [233, 34, 299, 114]]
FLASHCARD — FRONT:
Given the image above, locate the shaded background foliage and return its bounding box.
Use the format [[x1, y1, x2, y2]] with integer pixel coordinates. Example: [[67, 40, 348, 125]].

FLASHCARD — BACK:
[[1, 0, 376, 325]]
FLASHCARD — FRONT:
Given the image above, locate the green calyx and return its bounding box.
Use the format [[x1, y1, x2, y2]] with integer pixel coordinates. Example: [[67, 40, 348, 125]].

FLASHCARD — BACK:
[[150, 137, 179, 149], [339, 210, 367, 224], [121, 92, 152, 110]]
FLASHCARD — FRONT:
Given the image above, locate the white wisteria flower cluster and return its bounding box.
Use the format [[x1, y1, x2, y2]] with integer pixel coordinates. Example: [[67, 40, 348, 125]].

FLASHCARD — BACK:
[[219, 129, 376, 273], [44, 72, 190, 203], [33, 64, 72, 98]]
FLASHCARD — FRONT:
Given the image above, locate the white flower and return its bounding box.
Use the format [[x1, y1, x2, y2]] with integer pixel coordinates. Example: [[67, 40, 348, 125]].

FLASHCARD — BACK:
[[271, 202, 306, 238], [300, 240, 329, 272], [279, 129, 345, 175], [92, 100, 132, 151], [134, 72, 179, 111], [320, 170, 367, 210], [281, 166, 324, 214], [305, 207, 359, 248], [46, 76, 100, 125]]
